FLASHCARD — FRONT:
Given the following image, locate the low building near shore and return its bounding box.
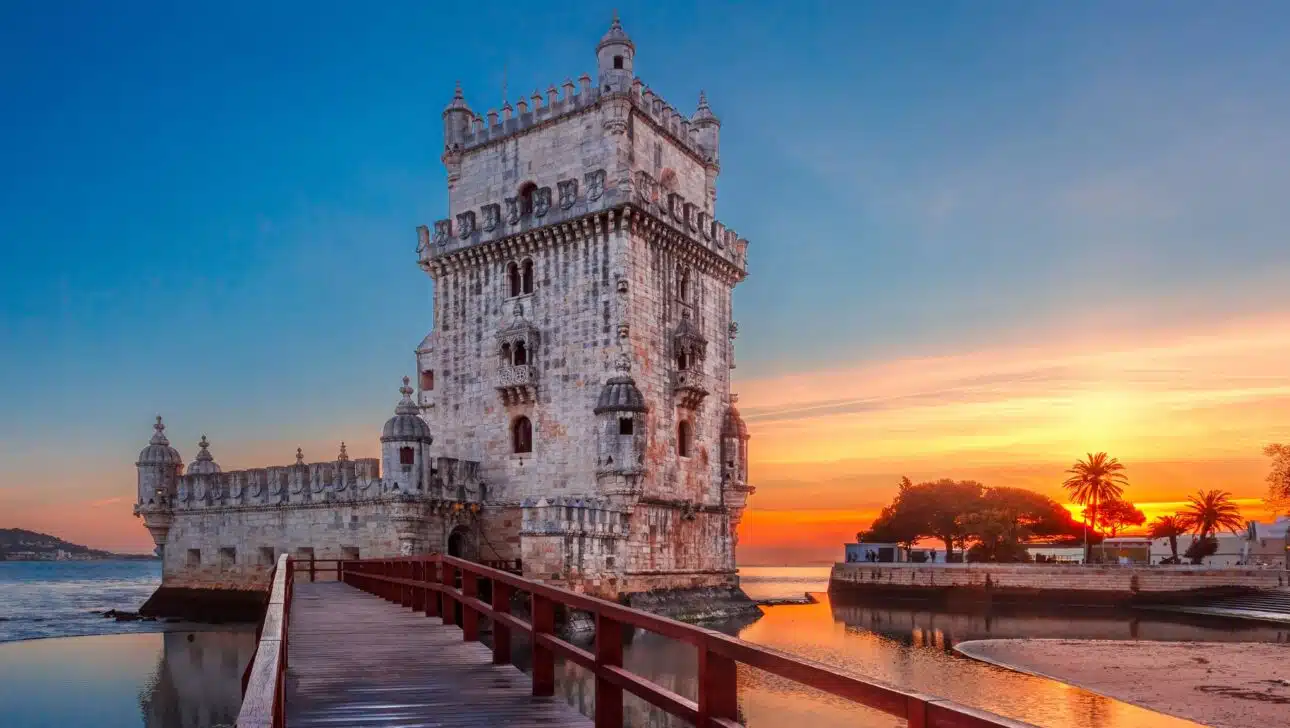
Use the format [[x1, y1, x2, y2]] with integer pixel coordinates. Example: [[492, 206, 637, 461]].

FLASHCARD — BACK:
[[1245, 517, 1289, 568], [1025, 546, 1084, 563]]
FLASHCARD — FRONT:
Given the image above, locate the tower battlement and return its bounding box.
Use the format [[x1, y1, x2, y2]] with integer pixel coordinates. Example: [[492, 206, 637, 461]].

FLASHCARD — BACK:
[[445, 80, 715, 165]]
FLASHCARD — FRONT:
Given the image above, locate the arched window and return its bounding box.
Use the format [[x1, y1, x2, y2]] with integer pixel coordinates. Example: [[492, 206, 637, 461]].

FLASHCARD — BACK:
[[678, 420, 692, 458], [399, 446, 415, 466], [518, 182, 537, 216], [500, 342, 512, 365], [521, 259, 534, 294], [512, 416, 533, 454], [676, 351, 689, 371], [507, 262, 521, 297], [513, 341, 528, 366]]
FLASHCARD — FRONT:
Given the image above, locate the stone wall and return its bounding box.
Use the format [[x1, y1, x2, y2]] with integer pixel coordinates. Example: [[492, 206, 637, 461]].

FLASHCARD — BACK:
[[830, 562, 1290, 605]]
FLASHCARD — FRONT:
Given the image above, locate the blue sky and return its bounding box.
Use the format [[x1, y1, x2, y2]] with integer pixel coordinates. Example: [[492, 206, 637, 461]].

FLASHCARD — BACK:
[[2, 1, 1288, 551]]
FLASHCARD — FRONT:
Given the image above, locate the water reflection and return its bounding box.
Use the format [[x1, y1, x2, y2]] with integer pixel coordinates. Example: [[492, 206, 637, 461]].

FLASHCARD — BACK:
[[547, 594, 1280, 728], [0, 629, 255, 728]]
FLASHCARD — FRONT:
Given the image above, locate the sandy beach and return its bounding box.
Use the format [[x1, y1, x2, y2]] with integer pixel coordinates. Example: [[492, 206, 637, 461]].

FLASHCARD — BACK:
[[956, 639, 1290, 728]]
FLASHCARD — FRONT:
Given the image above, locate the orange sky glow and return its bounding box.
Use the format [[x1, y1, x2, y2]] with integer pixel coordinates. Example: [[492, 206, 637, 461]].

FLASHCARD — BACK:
[[3, 315, 1288, 561]]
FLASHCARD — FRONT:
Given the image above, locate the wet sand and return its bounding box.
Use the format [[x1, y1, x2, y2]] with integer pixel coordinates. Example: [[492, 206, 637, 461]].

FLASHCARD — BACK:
[[956, 639, 1290, 728]]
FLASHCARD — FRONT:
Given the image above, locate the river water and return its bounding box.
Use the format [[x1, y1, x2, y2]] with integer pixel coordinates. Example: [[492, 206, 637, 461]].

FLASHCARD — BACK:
[[2, 562, 1286, 727]]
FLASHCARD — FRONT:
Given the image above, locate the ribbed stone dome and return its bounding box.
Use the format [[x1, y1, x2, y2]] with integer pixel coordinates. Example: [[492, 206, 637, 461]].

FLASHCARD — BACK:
[[187, 435, 221, 475], [722, 402, 749, 440], [381, 377, 433, 444], [137, 416, 183, 466], [597, 12, 634, 53], [595, 375, 647, 414]]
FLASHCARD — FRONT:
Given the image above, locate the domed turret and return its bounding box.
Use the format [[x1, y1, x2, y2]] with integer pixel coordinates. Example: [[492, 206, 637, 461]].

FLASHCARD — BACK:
[[442, 80, 473, 149], [136, 416, 182, 507], [691, 91, 721, 164], [721, 395, 751, 489], [137, 415, 183, 467], [187, 435, 221, 475], [381, 377, 433, 493], [596, 12, 635, 93], [595, 354, 647, 484], [382, 377, 433, 444]]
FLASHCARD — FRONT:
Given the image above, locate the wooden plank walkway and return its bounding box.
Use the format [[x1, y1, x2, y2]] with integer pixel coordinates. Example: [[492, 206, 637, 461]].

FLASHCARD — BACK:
[[286, 581, 592, 728]]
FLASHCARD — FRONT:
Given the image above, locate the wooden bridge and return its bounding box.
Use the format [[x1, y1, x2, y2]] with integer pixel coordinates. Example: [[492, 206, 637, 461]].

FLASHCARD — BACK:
[[236, 554, 1032, 728]]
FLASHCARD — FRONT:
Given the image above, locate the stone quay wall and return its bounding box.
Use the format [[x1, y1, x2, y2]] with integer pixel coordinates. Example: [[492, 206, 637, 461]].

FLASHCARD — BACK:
[[829, 562, 1289, 606]]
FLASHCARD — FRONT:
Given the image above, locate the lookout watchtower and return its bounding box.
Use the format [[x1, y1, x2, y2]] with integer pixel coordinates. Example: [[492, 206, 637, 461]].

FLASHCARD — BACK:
[[413, 14, 754, 607]]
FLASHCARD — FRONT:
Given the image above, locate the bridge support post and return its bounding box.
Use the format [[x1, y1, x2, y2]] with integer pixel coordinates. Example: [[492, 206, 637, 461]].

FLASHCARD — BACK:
[[427, 559, 441, 619], [491, 581, 512, 665], [531, 594, 555, 697], [698, 643, 739, 728], [462, 571, 479, 641], [594, 613, 625, 728]]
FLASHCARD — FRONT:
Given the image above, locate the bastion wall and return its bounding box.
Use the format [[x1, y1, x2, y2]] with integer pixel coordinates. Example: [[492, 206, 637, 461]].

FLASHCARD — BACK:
[[829, 562, 1288, 605]]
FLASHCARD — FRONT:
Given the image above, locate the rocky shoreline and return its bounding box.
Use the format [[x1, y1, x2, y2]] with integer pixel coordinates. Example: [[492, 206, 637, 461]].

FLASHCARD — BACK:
[[955, 638, 1290, 728]]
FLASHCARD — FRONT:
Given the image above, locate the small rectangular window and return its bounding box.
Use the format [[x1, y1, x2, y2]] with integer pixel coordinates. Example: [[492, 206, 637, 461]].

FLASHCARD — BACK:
[[619, 418, 634, 435], [342, 546, 360, 561], [420, 370, 434, 391], [295, 547, 315, 562], [219, 547, 236, 568], [400, 446, 415, 465], [258, 547, 275, 566], [186, 549, 201, 567], [613, 56, 623, 70]]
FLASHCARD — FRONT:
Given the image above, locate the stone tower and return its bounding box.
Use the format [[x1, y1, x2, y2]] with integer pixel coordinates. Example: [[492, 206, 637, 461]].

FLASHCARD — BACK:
[[414, 15, 753, 603]]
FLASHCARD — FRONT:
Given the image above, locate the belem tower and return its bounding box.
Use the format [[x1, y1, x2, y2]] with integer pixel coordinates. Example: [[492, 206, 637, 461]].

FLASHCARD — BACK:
[[134, 15, 755, 619]]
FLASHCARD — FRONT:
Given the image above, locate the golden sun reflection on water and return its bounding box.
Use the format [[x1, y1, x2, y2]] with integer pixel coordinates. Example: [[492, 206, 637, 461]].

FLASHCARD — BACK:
[[729, 596, 1209, 728]]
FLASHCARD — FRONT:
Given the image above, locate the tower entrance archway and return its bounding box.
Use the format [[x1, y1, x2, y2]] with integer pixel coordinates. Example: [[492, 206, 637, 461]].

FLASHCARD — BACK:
[[446, 525, 475, 560]]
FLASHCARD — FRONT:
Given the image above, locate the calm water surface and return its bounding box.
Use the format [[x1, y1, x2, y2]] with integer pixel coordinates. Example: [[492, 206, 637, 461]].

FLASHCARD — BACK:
[[0, 560, 163, 642], [4, 563, 1287, 727]]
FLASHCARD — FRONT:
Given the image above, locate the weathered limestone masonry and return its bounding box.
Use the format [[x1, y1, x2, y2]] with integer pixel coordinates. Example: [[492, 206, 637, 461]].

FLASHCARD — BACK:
[[133, 388, 484, 619], [413, 15, 755, 617], [133, 15, 757, 621], [829, 563, 1288, 607]]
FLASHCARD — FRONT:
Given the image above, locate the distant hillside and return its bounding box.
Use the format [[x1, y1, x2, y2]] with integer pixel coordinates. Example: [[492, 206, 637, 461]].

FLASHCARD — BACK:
[[0, 528, 155, 560]]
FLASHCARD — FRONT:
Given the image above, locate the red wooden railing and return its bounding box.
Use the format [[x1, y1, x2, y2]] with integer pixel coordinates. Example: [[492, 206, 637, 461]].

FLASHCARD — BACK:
[[236, 554, 293, 728], [341, 554, 1032, 728]]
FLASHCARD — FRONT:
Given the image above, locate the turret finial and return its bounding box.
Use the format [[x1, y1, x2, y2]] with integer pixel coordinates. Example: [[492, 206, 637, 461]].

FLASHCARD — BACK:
[[400, 376, 414, 398], [338, 441, 349, 462], [295, 447, 304, 465], [150, 415, 170, 445]]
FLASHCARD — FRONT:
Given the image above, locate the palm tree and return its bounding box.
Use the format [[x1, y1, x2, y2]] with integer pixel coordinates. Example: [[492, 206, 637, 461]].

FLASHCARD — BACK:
[[1063, 452, 1129, 562], [1178, 490, 1246, 539], [1148, 515, 1185, 563]]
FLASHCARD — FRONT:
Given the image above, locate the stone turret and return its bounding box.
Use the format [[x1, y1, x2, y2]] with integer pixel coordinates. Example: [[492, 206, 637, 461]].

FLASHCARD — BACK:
[[594, 354, 648, 500], [381, 377, 434, 493], [134, 416, 183, 557], [187, 435, 221, 475], [136, 416, 182, 506], [596, 12, 635, 94]]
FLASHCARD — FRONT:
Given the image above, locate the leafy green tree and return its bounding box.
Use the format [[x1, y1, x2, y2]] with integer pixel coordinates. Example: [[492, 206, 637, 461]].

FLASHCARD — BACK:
[[901, 479, 985, 561], [1149, 515, 1185, 563], [1063, 452, 1129, 561], [1096, 498, 1146, 537], [964, 487, 1081, 562]]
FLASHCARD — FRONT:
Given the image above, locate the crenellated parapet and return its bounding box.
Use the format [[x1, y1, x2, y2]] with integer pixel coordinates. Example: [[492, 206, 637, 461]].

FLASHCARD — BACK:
[[520, 497, 628, 540], [171, 456, 382, 509], [445, 77, 713, 165]]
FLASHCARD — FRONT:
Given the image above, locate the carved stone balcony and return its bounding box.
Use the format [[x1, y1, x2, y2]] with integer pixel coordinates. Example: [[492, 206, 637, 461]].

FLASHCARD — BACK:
[[672, 369, 709, 410], [497, 364, 537, 406]]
